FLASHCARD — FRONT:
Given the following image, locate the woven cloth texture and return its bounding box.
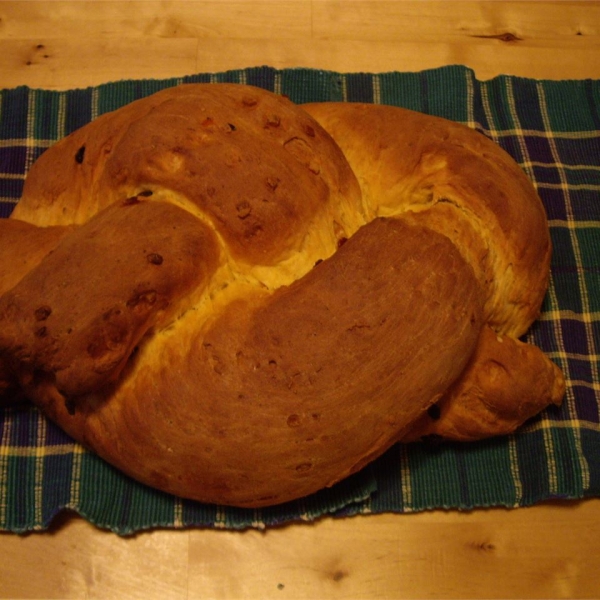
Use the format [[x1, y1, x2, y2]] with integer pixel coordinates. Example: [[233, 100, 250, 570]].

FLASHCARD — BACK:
[[0, 65, 599, 534]]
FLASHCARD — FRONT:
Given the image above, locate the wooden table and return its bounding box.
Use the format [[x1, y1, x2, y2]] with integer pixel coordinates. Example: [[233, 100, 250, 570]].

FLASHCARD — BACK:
[[1, 2, 599, 598]]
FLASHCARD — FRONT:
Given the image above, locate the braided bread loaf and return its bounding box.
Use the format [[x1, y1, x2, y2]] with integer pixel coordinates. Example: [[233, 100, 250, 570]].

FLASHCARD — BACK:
[[0, 84, 564, 507]]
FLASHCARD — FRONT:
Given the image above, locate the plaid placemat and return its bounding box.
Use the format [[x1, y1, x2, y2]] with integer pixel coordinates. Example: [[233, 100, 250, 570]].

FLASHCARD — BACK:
[[1, 65, 599, 534]]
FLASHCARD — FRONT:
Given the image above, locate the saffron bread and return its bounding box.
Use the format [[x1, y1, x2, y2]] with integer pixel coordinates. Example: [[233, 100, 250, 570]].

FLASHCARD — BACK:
[[0, 84, 564, 507]]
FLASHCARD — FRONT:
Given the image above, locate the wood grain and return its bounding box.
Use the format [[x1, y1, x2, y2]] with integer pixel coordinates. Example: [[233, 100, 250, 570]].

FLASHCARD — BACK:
[[1, 2, 600, 599], [0, 1, 598, 89], [1, 500, 599, 599]]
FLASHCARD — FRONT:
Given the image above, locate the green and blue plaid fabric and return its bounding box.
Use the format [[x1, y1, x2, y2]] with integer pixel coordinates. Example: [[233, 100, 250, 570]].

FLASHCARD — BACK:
[[1, 66, 599, 534]]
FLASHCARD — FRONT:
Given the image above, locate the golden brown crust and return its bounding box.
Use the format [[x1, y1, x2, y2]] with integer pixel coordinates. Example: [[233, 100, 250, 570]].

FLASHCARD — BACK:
[[13, 85, 364, 267], [0, 219, 75, 296], [39, 217, 484, 506], [0, 198, 220, 405], [0, 84, 564, 507], [302, 102, 552, 337], [0, 219, 75, 402], [402, 325, 565, 443]]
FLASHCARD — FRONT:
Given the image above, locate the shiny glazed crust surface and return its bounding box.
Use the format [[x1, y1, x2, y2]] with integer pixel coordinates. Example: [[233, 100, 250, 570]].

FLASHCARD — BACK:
[[0, 84, 564, 507]]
